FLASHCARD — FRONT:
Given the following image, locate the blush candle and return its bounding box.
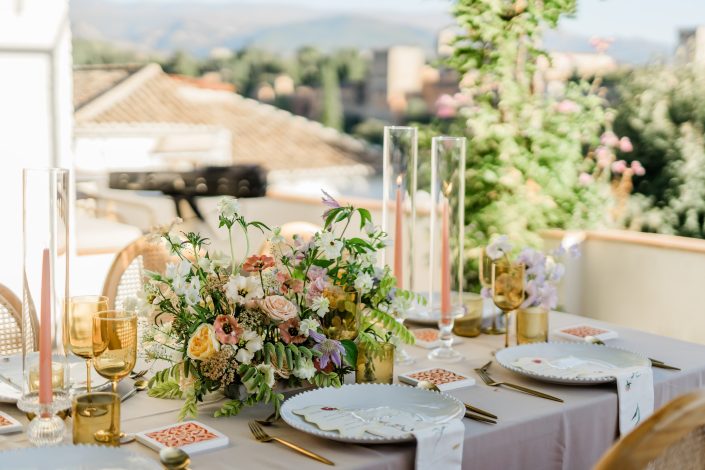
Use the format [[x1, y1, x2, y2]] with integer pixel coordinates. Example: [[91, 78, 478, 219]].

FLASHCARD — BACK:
[[394, 176, 404, 287], [39, 248, 52, 406], [440, 197, 451, 324]]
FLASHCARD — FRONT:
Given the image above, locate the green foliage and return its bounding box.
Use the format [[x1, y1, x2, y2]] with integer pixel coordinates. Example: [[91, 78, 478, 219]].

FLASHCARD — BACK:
[[613, 65, 705, 238], [431, 0, 616, 288], [147, 380, 183, 400], [178, 390, 199, 421], [162, 50, 200, 77], [321, 61, 343, 131], [72, 39, 146, 65]]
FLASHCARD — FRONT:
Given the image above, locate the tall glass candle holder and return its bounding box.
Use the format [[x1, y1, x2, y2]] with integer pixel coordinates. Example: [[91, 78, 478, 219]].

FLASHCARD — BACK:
[[428, 137, 466, 362], [19, 168, 71, 446], [381, 126, 417, 365]]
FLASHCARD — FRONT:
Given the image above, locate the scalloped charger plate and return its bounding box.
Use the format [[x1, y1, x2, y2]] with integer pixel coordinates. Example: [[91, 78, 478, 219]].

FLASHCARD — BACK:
[[280, 383, 464, 444], [495, 342, 651, 385], [0, 445, 161, 470]]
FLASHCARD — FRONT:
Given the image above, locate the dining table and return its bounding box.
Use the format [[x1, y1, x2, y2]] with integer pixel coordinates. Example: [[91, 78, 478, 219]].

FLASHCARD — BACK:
[[2, 311, 705, 470]]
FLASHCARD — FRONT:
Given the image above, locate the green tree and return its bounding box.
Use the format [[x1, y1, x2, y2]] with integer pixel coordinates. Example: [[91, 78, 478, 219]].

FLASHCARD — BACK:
[[162, 50, 200, 77], [321, 61, 343, 131], [431, 0, 621, 287]]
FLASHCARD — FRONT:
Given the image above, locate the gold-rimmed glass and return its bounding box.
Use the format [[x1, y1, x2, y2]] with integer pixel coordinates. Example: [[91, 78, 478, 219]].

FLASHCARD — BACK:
[[65, 295, 109, 392], [491, 262, 525, 349], [479, 248, 505, 335], [92, 310, 137, 393], [72, 392, 120, 446]]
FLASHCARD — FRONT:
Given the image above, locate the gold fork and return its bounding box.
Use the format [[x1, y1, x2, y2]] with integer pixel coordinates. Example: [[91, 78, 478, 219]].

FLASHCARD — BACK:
[[475, 361, 564, 403], [248, 421, 334, 466]]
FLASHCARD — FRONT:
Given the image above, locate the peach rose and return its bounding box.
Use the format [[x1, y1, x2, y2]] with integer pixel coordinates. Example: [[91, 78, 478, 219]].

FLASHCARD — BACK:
[[260, 295, 298, 323], [186, 324, 220, 361]]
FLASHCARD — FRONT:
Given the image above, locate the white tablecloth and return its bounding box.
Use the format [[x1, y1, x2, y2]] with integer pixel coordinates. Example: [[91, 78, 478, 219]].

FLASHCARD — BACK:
[[2, 312, 705, 469]]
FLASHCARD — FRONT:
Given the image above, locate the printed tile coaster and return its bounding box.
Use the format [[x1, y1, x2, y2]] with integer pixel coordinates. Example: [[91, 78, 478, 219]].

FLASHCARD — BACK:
[[411, 328, 463, 349], [398, 367, 475, 392], [0, 410, 22, 434], [551, 324, 618, 343], [135, 420, 229, 455]]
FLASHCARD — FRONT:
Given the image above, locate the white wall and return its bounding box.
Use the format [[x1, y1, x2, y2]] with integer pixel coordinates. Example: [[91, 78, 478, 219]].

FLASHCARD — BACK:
[[0, 0, 73, 293]]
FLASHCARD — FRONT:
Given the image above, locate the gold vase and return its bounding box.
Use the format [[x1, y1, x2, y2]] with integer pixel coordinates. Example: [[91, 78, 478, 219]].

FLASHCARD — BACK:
[[516, 306, 549, 345], [321, 287, 360, 340], [453, 292, 483, 338], [355, 342, 394, 384]]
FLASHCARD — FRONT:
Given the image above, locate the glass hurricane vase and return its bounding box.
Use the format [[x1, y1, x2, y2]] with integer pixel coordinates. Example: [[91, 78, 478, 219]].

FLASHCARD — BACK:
[[355, 342, 395, 384], [516, 306, 549, 345]]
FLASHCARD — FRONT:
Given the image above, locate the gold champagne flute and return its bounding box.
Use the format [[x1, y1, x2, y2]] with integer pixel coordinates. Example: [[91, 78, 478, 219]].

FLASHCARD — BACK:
[[66, 295, 109, 392], [93, 310, 137, 393], [491, 262, 525, 349], [479, 248, 505, 335]]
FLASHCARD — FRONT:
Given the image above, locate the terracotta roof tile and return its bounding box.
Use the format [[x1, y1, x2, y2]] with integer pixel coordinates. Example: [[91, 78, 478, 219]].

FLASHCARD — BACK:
[[73, 64, 379, 172]]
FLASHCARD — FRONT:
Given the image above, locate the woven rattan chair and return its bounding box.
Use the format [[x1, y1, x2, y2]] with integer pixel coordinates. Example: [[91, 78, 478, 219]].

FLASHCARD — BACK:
[[258, 221, 320, 255], [102, 236, 174, 310], [594, 391, 705, 470], [0, 283, 32, 356]]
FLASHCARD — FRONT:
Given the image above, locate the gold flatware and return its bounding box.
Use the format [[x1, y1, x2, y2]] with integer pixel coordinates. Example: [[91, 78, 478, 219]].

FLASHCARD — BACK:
[[465, 411, 497, 424], [255, 411, 278, 427], [248, 421, 334, 466], [475, 361, 564, 403], [160, 447, 191, 470], [585, 336, 681, 371], [464, 403, 498, 420], [121, 378, 149, 402], [130, 368, 150, 379]]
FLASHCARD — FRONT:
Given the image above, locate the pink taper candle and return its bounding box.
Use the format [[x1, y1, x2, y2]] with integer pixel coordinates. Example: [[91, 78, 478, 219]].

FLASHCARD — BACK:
[[394, 177, 403, 288], [440, 198, 451, 324], [39, 248, 52, 406]]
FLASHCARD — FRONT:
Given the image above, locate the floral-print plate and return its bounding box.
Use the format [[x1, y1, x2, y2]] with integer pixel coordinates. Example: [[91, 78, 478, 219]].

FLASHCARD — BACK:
[[495, 342, 650, 385]]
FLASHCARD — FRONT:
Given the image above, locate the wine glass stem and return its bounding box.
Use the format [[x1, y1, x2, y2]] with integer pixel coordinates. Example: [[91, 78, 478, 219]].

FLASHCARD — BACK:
[[504, 311, 511, 348], [112, 380, 118, 394], [86, 359, 92, 393]]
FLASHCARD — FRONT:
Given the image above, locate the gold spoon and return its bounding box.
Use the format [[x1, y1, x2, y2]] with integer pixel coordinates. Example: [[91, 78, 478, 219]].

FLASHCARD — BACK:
[[160, 447, 191, 470], [121, 378, 148, 402]]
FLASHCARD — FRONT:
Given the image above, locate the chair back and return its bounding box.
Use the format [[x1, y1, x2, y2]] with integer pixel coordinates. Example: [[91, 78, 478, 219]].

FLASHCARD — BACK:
[[0, 283, 30, 355], [594, 391, 705, 470], [102, 236, 173, 310]]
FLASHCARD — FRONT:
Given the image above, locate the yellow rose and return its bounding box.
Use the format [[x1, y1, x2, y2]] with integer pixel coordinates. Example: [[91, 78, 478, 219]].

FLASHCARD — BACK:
[[186, 324, 220, 361]]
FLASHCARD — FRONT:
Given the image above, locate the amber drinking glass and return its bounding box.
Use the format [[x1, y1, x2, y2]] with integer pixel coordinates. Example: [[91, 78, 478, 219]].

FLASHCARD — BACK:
[[491, 262, 525, 349], [479, 248, 504, 335], [66, 295, 109, 392], [72, 392, 120, 446], [92, 310, 137, 393]]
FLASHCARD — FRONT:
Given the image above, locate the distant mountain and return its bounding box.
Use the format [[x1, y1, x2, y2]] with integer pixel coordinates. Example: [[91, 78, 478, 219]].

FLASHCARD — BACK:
[[70, 0, 447, 56], [544, 30, 673, 65]]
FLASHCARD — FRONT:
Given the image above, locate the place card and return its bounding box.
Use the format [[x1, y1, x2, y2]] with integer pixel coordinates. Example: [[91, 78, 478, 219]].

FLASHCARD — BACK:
[[398, 367, 475, 391], [411, 328, 462, 349], [551, 324, 618, 343], [135, 420, 229, 455], [0, 410, 22, 434]]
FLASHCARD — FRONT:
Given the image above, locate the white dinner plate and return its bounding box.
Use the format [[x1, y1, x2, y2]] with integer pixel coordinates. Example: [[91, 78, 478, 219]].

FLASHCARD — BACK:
[[0, 355, 110, 403], [495, 342, 650, 385], [0, 445, 161, 470], [280, 383, 464, 444]]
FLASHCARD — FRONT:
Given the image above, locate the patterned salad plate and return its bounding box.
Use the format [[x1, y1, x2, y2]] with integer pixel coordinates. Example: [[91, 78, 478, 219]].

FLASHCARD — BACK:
[[0, 445, 161, 470], [280, 383, 464, 444], [495, 342, 650, 385]]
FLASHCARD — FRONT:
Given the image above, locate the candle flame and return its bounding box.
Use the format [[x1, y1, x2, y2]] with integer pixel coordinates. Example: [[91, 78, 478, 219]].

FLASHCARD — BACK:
[[396, 174, 403, 186]]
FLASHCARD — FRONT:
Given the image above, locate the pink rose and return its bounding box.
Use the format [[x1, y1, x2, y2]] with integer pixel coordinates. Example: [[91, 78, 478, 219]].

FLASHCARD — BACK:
[[619, 137, 633, 153], [596, 146, 612, 168], [611, 160, 628, 174], [578, 172, 593, 186], [260, 295, 298, 323], [556, 99, 579, 113], [631, 160, 646, 176]]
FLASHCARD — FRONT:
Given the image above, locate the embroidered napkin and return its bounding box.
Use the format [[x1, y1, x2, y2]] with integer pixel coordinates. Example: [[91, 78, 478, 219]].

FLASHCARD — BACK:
[[513, 357, 654, 435], [611, 366, 654, 435], [413, 419, 464, 470]]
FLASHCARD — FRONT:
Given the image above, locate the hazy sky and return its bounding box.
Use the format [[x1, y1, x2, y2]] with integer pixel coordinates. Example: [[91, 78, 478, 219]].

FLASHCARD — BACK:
[[114, 0, 704, 45]]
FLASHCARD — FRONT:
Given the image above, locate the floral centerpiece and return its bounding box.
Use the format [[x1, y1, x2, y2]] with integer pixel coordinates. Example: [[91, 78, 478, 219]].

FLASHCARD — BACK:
[[141, 193, 415, 419], [483, 234, 579, 310]]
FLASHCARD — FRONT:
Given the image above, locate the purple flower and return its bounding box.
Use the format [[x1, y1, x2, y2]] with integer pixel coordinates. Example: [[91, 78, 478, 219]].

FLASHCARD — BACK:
[[321, 190, 341, 218], [309, 330, 345, 369], [517, 248, 546, 278], [481, 287, 492, 299]]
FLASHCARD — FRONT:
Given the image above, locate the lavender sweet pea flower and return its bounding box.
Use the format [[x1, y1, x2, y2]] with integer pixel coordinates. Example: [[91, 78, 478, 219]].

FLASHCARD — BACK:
[[309, 330, 345, 369], [539, 284, 559, 310], [486, 235, 511, 260], [517, 248, 546, 278], [321, 190, 341, 218], [481, 287, 492, 299]]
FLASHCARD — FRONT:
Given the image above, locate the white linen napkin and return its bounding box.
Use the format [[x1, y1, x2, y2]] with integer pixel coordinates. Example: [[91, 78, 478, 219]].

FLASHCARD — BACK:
[[611, 366, 654, 435], [413, 418, 464, 470]]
